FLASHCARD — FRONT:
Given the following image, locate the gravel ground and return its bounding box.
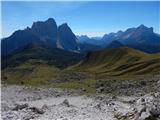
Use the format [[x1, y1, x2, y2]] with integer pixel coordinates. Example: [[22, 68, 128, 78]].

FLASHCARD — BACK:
[[1, 85, 160, 120]]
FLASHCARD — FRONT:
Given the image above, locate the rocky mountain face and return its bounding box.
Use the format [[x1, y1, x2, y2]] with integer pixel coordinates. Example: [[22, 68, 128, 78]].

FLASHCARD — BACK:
[[102, 24, 160, 53], [31, 18, 57, 38], [1, 18, 79, 55], [1, 29, 40, 55], [100, 30, 124, 47], [57, 23, 79, 52], [120, 25, 155, 44], [77, 24, 160, 53], [123, 25, 160, 53], [31, 18, 58, 47], [101, 24, 157, 45]]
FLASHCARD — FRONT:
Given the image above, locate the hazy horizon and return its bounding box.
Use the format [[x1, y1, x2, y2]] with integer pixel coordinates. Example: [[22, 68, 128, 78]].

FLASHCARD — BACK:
[[2, 1, 159, 38]]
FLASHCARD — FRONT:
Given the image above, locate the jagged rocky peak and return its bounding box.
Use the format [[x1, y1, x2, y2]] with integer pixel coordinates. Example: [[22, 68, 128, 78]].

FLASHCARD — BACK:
[[136, 24, 153, 33], [46, 18, 56, 23], [125, 27, 136, 33], [117, 30, 123, 35], [58, 23, 74, 36], [31, 18, 57, 38], [57, 23, 78, 51], [138, 24, 147, 28], [58, 23, 76, 36], [32, 18, 57, 28], [61, 22, 68, 26], [58, 23, 70, 30]]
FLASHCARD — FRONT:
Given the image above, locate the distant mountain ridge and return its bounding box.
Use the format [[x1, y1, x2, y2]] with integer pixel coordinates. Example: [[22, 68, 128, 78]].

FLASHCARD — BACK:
[[78, 24, 160, 53], [103, 25, 160, 53], [1, 18, 160, 56]]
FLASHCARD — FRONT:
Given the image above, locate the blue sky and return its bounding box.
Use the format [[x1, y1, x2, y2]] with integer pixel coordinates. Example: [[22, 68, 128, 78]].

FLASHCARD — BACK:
[[1, 1, 160, 37]]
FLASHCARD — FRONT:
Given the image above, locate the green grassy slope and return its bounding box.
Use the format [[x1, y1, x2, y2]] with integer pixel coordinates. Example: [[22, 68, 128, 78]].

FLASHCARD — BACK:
[[71, 47, 160, 77], [2, 44, 83, 85], [2, 61, 60, 85], [2, 45, 160, 94]]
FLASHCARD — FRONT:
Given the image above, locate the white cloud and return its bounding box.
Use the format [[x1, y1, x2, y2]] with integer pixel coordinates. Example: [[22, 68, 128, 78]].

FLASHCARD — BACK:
[[75, 31, 106, 37]]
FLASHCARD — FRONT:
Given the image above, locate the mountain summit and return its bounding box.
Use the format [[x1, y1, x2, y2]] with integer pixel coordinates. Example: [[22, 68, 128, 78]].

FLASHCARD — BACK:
[[31, 18, 57, 38], [31, 18, 58, 47], [1, 18, 79, 55], [57, 23, 79, 51]]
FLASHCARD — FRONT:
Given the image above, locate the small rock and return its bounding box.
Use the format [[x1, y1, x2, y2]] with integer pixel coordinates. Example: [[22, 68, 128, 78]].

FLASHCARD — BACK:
[[140, 81, 147, 86], [12, 103, 28, 111], [100, 83, 104, 87], [29, 107, 44, 114], [96, 87, 104, 93], [1, 103, 10, 111], [42, 104, 48, 110], [62, 118, 68, 120], [154, 92, 159, 98], [149, 105, 160, 117], [62, 99, 70, 107], [111, 95, 117, 99], [136, 98, 145, 105], [23, 113, 35, 120], [139, 110, 151, 120], [137, 105, 146, 115], [82, 88, 86, 92], [94, 103, 101, 110]]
